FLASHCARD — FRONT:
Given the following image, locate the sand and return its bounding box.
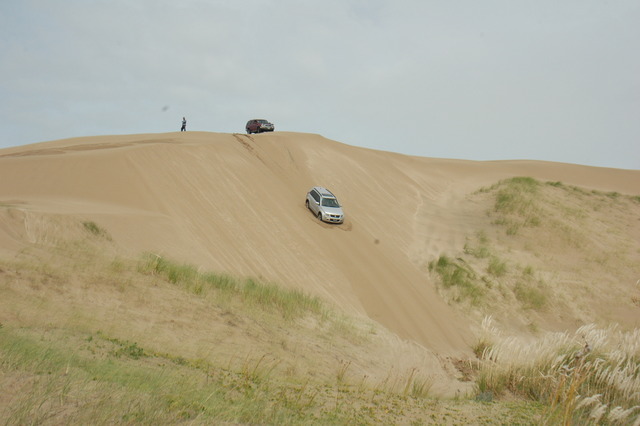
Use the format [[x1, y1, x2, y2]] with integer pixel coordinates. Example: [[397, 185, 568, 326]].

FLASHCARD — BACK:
[[1, 131, 638, 356]]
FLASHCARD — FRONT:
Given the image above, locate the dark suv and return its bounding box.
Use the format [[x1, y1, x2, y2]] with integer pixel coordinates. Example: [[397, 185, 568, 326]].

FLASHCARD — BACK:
[[246, 119, 274, 134]]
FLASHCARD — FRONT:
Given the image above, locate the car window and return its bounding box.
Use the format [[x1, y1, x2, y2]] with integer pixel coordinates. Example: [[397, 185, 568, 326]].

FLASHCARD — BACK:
[[321, 198, 339, 207], [310, 190, 319, 202]]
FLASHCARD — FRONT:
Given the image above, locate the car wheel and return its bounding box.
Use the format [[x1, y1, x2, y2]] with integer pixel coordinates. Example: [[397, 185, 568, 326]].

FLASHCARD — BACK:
[[305, 199, 309, 209], [317, 212, 322, 221]]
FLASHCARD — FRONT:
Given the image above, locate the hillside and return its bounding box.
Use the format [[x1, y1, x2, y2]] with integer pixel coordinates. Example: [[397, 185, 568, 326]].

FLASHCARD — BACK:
[[1, 131, 639, 423]]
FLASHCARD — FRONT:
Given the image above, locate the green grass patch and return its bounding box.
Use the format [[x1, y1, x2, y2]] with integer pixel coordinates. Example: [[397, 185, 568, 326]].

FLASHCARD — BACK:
[[495, 179, 538, 213], [514, 282, 547, 310], [522, 265, 534, 276], [606, 191, 620, 199], [0, 322, 543, 425], [139, 253, 324, 320], [429, 256, 483, 304], [472, 338, 492, 359], [487, 257, 507, 277], [0, 327, 310, 424], [463, 230, 492, 258], [82, 221, 111, 239], [486, 177, 544, 235], [464, 244, 490, 259]]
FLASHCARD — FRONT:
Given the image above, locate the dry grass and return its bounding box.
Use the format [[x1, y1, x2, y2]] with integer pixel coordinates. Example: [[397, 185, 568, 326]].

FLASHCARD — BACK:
[[0, 234, 543, 424], [475, 318, 640, 425]]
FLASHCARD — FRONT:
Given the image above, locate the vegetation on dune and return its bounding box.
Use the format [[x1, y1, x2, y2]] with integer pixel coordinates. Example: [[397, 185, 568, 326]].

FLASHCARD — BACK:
[[430, 176, 639, 315], [1, 243, 544, 425], [513, 280, 547, 311], [426, 176, 640, 424], [429, 247, 545, 313], [0, 325, 321, 424], [139, 253, 325, 321], [480, 176, 640, 237], [476, 176, 542, 235], [82, 221, 110, 239], [474, 318, 640, 425], [0, 322, 546, 425], [428, 255, 484, 305]]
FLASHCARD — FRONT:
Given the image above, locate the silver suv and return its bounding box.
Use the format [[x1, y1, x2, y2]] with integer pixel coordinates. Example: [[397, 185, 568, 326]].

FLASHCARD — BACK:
[[306, 187, 344, 224]]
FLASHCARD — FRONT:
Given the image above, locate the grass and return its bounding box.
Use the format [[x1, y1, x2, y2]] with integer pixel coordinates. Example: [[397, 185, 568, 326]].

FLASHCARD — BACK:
[[472, 316, 500, 359], [463, 231, 491, 259], [463, 176, 640, 318], [514, 281, 547, 310], [428, 249, 552, 313], [494, 177, 539, 212], [478, 177, 551, 235], [492, 177, 542, 235], [487, 257, 507, 277], [522, 265, 534, 276], [1, 241, 547, 424], [82, 221, 111, 240], [430, 176, 640, 423], [474, 319, 640, 425], [463, 244, 490, 259], [432, 228, 544, 312], [0, 327, 311, 424], [139, 253, 325, 320], [428, 255, 484, 305], [0, 301, 541, 425]]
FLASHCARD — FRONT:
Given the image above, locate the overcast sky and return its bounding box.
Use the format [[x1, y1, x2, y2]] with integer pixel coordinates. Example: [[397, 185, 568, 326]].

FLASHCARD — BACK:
[[1, 1, 639, 169]]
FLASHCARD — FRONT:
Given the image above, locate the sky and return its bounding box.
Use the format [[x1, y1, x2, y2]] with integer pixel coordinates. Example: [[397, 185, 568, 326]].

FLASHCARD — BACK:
[[1, 1, 639, 170]]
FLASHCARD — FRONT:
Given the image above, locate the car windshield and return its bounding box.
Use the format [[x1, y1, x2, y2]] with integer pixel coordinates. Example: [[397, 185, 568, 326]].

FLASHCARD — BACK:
[[321, 198, 340, 208], [258, 120, 269, 124]]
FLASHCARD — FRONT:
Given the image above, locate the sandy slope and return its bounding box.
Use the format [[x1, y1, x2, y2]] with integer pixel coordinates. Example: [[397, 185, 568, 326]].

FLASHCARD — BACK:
[[1, 131, 638, 355]]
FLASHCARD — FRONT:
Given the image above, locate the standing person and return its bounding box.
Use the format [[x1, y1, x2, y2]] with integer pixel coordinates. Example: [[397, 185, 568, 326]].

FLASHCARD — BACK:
[[181, 117, 187, 132]]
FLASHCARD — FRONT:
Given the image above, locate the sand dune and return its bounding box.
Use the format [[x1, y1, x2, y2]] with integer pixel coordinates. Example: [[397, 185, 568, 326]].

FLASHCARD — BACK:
[[1, 131, 638, 355]]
